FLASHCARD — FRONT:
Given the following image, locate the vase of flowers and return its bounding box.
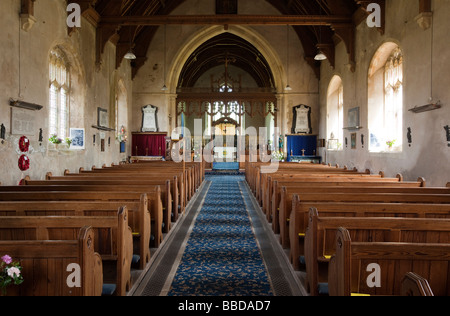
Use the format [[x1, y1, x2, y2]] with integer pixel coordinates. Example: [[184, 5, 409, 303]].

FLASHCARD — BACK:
[[272, 150, 285, 162], [49, 134, 63, 145], [0, 255, 24, 296], [386, 139, 396, 151]]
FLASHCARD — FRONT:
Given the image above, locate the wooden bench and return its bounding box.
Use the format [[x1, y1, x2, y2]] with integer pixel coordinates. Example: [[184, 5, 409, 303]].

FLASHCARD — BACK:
[[11, 182, 172, 234], [304, 208, 450, 296], [289, 201, 450, 270], [271, 179, 426, 234], [39, 175, 182, 221], [82, 164, 198, 201], [277, 183, 448, 247], [0, 226, 103, 296], [283, 189, 450, 249], [401, 272, 434, 296], [0, 190, 158, 254], [259, 168, 374, 204], [0, 199, 151, 270], [0, 207, 133, 296], [328, 227, 450, 296]]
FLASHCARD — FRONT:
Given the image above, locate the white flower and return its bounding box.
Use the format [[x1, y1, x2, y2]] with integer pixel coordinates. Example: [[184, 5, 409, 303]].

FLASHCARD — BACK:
[[7, 267, 21, 278]]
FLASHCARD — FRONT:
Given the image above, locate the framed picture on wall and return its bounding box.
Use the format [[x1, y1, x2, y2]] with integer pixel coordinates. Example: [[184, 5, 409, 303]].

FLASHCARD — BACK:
[[351, 133, 357, 149], [348, 107, 360, 128], [69, 128, 85, 150], [97, 107, 108, 128]]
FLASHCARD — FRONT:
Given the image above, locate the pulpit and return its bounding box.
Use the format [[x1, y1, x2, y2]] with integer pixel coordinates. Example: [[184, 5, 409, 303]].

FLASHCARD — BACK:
[[132, 132, 167, 157], [286, 134, 321, 163]]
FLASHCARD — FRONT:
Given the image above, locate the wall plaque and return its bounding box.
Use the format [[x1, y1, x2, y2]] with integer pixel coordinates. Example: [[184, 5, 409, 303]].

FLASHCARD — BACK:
[[291, 104, 312, 134], [11, 108, 36, 135], [141, 105, 159, 132]]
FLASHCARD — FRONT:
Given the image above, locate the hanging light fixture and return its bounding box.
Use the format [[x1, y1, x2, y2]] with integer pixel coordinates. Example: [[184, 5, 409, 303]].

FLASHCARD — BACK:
[[124, 49, 137, 60], [285, 25, 292, 91], [162, 25, 168, 91], [124, 27, 136, 60], [314, 50, 327, 61], [314, 7, 327, 62]]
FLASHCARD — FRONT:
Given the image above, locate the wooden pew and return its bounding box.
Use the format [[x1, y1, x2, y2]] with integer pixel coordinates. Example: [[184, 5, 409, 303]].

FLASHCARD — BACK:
[[278, 183, 449, 247], [0, 226, 103, 296], [11, 182, 172, 234], [39, 175, 182, 222], [401, 272, 434, 296], [0, 190, 160, 249], [271, 179, 425, 234], [82, 164, 196, 201], [259, 168, 374, 206], [328, 227, 450, 296], [0, 199, 151, 270], [0, 207, 133, 296], [289, 201, 450, 270], [282, 189, 450, 249], [304, 209, 450, 296]]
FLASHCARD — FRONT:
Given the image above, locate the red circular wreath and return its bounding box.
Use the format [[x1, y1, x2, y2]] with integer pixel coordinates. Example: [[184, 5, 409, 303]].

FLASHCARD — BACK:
[[18, 155, 30, 171], [19, 136, 30, 153]]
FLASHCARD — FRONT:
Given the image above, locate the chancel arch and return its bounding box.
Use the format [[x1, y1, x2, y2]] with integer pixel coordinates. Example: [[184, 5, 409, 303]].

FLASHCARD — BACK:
[[171, 27, 283, 163]]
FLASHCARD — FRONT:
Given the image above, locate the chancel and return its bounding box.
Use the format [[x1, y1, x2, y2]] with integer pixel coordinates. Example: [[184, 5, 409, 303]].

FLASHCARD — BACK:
[[0, 0, 450, 299]]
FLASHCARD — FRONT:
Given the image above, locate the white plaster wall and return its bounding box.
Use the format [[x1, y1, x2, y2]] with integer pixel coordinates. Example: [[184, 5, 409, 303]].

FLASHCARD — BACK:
[[0, 0, 133, 186], [320, 0, 450, 186]]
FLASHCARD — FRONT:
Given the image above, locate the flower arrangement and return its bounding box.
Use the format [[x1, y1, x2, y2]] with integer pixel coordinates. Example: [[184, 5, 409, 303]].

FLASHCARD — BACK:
[[49, 134, 63, 145], [272, 150, 285, 161], [1, 255, 24, 295], [386, 139, 396, 149], [65, 138, 72, 148], [116, 126, 128, 143]]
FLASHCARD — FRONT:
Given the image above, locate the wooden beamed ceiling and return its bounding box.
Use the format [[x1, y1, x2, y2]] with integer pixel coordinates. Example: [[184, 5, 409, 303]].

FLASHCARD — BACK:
[[67, 0, 387, 80]]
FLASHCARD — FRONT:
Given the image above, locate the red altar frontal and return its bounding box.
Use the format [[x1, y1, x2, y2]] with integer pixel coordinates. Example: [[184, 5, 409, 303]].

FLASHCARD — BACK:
[[132, 132, 167, 157]]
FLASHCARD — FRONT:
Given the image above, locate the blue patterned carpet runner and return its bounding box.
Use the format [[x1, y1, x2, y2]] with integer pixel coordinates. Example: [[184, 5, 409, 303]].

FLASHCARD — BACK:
[[168, 175, 274, 296]]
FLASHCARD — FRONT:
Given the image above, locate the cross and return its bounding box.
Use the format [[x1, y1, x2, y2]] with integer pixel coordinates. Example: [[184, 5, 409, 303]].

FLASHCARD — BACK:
[[301, 149, 306, 156]]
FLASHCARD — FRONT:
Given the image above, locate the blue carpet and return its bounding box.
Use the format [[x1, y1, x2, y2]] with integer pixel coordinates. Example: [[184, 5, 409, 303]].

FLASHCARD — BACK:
[[212, 162, 240, 170], [168, 175, 274, 296]]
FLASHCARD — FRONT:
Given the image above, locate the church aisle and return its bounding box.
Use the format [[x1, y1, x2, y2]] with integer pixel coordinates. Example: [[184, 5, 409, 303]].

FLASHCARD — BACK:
[[132, 175, 305, 296]]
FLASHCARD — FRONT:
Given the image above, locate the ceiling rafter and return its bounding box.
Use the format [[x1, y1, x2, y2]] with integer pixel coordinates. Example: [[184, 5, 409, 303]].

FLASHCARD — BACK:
[[68, 0, 373, 80]]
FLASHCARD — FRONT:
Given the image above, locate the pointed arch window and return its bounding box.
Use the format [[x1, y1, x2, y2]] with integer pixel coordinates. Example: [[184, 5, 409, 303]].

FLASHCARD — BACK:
[[327, 76, 344, 150], [49, 48, 71, 138], [368, 44, 403, 152]]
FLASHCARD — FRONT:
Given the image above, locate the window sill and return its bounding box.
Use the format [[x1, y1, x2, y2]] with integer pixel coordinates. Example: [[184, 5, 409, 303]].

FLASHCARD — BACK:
[[48, 143, 84, 156], [368, 150, 403, 157]]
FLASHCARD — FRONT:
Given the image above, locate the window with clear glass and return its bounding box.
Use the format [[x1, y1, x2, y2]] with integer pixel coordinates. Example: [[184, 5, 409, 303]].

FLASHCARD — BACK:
[[368, 45, 403, 152], [49, 48, 70, 138], [327, 76, 344, 150]]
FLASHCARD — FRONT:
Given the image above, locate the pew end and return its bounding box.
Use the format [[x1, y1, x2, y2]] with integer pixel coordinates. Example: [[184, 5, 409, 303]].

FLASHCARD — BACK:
[[401, 272, 434, 296], [417, 177, 426, 187]]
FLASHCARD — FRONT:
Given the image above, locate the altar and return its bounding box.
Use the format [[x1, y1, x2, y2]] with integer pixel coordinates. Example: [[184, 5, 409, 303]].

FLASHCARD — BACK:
[[213, 146, 237, 160], [286, 134, 321, 164]]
